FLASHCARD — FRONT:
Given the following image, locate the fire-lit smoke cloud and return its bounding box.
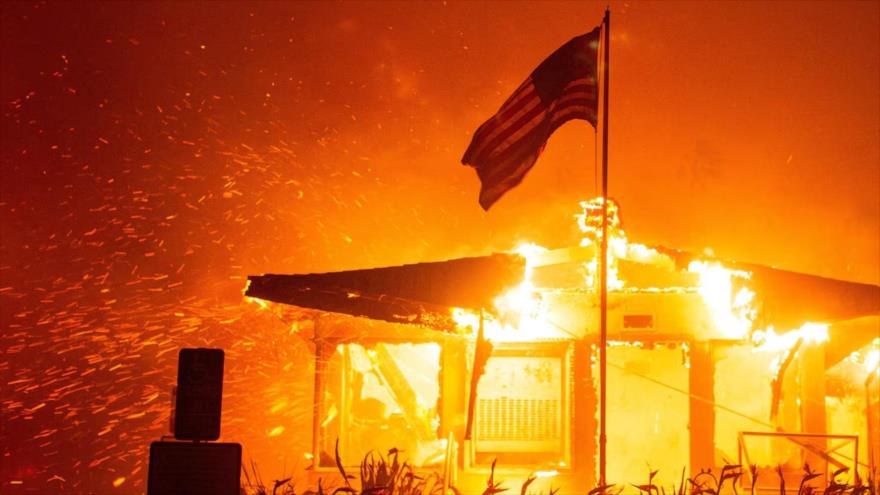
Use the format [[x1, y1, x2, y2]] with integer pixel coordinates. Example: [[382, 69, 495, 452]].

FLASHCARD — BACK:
[[1, 1, 878, 493]]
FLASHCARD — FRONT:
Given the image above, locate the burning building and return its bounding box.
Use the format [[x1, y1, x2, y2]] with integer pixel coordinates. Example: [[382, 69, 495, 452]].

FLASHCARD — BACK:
[[245, 199, 880, 494]]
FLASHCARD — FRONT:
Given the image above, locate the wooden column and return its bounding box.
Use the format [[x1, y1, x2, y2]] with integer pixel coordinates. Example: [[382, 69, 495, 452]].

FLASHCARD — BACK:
[[311, 320, 327, 468], [689, 341, 715, 474], [799, 344, 826, 478], [440, 336, 468, 442], [868, 376, 879, 480], [573, 339, 597, 486]]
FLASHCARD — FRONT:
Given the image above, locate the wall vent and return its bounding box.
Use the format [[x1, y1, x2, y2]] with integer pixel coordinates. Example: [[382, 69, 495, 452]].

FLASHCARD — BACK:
[[623, 314, 654, 329], [477, 397, 560, 441]]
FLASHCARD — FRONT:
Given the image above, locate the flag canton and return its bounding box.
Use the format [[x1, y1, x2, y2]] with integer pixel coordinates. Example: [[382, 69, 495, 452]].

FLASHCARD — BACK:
[[531, 28, 600, 106]]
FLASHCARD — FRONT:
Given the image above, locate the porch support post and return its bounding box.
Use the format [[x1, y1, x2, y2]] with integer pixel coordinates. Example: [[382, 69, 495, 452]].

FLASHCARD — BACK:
[[689, 341, 715, 474], [799, 344, 827, 477]]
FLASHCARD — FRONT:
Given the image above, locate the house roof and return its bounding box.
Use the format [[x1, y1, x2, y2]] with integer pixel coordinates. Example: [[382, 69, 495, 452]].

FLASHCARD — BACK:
[[246, 246, 878, 329], [245, 253, 525, 330], [246, 246, 879, 367]]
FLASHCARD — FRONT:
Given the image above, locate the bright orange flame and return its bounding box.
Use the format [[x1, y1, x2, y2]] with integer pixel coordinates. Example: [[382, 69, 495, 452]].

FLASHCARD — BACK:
[[864, 348, 880, 375], [751, 322, 829, 374], [751, 322, 829, 353], [243, 278, 269, 310], [857, 337, 880, 375], [453, 242, 565, 340], [245, 295, 269, 310], [450, 242, 560, 341], [576, 197, 624, 290], [687, 260, 755, 339], [451, 199, 769, 344], [489, 281, 555, 341], [511, 242, 548, 268], [576, 197, 758, 341], [576, 197, 675, 290]]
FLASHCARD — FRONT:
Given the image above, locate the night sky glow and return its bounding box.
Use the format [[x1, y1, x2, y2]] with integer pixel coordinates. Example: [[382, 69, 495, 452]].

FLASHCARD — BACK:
[[1, 1, 878, 493]]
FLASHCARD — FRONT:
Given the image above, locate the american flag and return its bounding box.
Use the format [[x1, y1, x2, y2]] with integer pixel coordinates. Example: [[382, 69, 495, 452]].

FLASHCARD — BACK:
[[462, 27, 601, 210]]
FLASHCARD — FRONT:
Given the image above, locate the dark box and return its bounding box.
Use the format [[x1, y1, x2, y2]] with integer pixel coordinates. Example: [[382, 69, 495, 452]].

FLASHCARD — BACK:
[[147, 441, 241, 495], [174, 348, 224, 440]]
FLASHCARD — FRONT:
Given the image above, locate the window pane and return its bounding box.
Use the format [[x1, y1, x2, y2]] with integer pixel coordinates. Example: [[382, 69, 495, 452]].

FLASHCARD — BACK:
[[319, 342, 445, 467]]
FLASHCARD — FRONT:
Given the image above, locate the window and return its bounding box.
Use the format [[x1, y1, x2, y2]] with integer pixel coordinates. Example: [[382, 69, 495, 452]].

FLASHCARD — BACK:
[[318, 342, 445, 467], [472, 343, 571, 467]]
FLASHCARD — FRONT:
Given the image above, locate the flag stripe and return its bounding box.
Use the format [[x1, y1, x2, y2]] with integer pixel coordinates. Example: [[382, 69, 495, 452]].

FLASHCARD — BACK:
[[483, 105, 549, 161], [479, 146, 544, 208], [497, 78, 533, 109], [468, 93, 544, 162], [548, 107, 594, 129], [461, 27, 601, 209], [478, 94, 594, 171], [481, 141, 546, 197], [481, 132, 543, 181], [468, 77, 597, 164], [468, 81, 539, 148], [483, 88, 595, 164], [480, 128, 548, 184]]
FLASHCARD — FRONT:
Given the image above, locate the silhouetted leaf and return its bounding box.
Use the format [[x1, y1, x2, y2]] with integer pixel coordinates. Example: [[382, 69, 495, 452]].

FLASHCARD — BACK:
[[520, 475, 536, 495], [589, 483, 616, 495]]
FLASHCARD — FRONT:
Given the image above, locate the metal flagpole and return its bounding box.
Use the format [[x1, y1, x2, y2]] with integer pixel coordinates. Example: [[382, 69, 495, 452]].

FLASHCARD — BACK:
[[599, 7, 611, 489]]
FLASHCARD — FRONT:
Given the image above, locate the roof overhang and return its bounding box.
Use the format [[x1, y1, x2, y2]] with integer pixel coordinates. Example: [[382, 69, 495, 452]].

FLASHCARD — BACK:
[[245, 253, 526, 330]]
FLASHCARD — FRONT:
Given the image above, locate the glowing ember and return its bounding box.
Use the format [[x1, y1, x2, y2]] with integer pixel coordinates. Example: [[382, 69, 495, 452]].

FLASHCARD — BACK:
[[2, 4, 875, 493]]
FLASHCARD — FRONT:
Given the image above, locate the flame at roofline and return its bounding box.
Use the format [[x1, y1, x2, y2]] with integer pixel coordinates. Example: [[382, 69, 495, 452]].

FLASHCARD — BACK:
[[246, 198, 880, 352]]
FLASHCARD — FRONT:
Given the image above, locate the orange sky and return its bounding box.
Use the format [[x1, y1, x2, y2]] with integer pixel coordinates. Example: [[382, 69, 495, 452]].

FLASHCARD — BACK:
[[1, 1, 878, 491], [394, 0, 880, 285], [3, 1, 878, 285]]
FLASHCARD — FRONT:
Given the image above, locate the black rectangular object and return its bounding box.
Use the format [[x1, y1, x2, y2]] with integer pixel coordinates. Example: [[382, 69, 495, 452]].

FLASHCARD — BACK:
[[174, 348, 224, 440], [148, 441, 241, 495]]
